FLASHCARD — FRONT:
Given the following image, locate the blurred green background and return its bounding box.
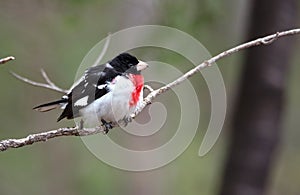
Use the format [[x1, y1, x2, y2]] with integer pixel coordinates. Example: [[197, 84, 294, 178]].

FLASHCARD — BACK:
[[0, 0, 300, 195]]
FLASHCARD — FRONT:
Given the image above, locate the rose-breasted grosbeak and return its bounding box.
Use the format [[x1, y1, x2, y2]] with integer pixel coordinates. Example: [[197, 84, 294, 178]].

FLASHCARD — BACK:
[[33, 53, 148, 133]]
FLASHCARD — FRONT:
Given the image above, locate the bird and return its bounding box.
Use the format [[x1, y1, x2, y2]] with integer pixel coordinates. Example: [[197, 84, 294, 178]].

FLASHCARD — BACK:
[[33, 53, 149, 133]]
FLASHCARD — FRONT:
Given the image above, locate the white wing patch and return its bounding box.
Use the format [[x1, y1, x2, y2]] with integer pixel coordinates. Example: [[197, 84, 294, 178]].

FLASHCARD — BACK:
[[105, 63, 113, 68], [97, 84, 106, 89], [74, 96, 89, 106], [93, 84, 107, 89]]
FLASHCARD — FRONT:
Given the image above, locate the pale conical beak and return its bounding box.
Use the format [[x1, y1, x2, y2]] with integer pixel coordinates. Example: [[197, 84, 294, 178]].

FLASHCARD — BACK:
[[136, 60, 149, 71]]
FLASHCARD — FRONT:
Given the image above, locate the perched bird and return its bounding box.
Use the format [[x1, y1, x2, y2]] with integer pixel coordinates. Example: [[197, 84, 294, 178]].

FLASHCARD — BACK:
[[33, 53, 148, 133]]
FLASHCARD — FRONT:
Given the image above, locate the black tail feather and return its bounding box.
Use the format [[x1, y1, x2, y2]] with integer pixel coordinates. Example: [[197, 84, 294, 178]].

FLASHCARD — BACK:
[[57, 102, 75, 122], [33, 99, 68, 112]]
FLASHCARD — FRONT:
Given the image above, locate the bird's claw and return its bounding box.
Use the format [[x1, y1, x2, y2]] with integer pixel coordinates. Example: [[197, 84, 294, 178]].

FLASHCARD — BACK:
[[101, 119, 113, 134], [79, 119, 84, 130], [120, 117, 132, 127]]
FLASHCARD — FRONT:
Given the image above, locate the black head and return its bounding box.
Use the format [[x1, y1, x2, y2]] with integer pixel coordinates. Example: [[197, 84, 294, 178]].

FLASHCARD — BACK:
[[109, 53, 139, 73]]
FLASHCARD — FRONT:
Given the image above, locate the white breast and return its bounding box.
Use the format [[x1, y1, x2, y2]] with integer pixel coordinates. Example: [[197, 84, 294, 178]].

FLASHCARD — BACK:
[[79, 76, 135, 126]]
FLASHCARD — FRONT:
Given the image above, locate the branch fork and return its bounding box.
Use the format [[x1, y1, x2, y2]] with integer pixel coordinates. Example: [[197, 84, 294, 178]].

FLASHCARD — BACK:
[[11, 69, 68, 94]]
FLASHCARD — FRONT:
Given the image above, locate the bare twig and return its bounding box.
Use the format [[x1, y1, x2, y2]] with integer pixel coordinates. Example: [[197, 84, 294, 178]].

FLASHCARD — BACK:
[[67, 34, 111, 91], [40, 69, 57, 88], [11, 70, 68, 94], [92, 33, 111, 67], [1, 28, 299, 151], [144, 84, 154, 92], [0, 56, 15, 65]]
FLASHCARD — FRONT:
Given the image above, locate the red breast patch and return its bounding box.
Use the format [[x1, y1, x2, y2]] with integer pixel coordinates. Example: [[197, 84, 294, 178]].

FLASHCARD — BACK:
[[128, 74, 144, 107]]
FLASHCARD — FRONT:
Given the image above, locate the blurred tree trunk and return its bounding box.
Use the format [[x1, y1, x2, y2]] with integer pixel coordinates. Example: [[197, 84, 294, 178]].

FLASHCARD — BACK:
[[219, 0, 297, 195]]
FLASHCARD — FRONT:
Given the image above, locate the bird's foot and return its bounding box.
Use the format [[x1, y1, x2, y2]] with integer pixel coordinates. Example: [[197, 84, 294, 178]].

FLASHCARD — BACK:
[[117, 117, 132, 127], [122, 116, 132, 127], [101, 119, 113, 134], [79, 119, 84, 130]]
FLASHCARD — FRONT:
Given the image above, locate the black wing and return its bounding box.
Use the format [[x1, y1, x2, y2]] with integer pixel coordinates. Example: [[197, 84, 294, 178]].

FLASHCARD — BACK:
[[57, 64, 121, 121]]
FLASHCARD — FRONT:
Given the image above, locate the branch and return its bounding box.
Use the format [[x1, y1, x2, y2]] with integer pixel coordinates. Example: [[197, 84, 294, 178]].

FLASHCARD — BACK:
[[132, 28, 300, 116], [0, 56, 15, 65], [0, 126, 106, 151], [11, 70, 68, 94], [1, 28, 299, 151]]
